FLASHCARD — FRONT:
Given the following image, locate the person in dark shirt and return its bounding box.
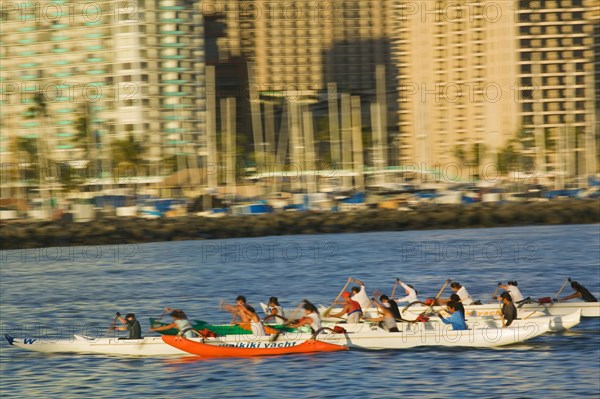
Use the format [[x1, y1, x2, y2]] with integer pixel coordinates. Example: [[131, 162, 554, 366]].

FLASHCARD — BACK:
[[366, 295, 400, 332], [382, 295, 402, 320], [559, 281, 598, 303], [500, 292, 517, 327], [113, 313, 142, 339]]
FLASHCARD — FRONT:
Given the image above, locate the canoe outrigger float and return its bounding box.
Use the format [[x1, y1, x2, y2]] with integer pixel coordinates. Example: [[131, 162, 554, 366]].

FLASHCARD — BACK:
[[161, 334, 347, 357]]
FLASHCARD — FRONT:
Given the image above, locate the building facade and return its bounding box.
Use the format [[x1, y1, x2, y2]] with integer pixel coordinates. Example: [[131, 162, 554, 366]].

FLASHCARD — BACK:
[[394, 0, 520, 173], [1, 0, 206, 169], [516, 0, 598, 182]]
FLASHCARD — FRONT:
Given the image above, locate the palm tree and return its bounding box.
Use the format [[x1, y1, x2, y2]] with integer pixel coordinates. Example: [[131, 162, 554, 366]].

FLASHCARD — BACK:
[[24, 92, 52, 211], [454, 145, 467, 164], [111, 134, 145, 181], [73, 103, 92, 159], [25, 92, 50, 160]]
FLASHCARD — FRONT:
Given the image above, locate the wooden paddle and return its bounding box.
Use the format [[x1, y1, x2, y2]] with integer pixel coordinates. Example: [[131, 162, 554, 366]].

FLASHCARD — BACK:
[[489, 284, 501, 304], [390, 278, 400, 299], [270, 302, 305, 342], [148, 308, 171, 332], [423, 279, 451, 315], [553, 277, 571, 300], [107, 313, 120, 335], [323, 277, 353, 317], [522, 311, 538, 320]]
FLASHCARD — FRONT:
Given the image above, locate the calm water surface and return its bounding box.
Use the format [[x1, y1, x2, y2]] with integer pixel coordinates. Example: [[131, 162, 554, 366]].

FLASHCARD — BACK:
[[1, 224, 599, 398]]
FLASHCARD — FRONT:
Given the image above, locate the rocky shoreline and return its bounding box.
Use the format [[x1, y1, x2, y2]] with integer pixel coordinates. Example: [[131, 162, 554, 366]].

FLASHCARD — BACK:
[[1, 199, 599, 250]]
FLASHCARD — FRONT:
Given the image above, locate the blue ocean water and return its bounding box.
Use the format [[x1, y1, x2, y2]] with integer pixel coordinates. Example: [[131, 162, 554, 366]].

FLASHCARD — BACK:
[[1, 224, 599, 398]]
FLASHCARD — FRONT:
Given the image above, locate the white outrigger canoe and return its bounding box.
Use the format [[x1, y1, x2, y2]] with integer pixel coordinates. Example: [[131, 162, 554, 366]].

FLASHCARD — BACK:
[[4, 334, 189, 356], [331, 310, 580, 334], [328, 320, 551, 350], [194, 320, 552, 350], [310, 300, 600, 320], [5, 317, 553, 356]]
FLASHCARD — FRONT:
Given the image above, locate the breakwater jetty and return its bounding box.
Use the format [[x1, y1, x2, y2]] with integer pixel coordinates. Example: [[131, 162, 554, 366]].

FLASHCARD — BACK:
[[1, 200, 598, 250]]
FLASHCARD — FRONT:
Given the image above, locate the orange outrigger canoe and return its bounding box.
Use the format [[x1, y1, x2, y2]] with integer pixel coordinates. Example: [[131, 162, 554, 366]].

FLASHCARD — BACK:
[[162, 335, 347, 358]]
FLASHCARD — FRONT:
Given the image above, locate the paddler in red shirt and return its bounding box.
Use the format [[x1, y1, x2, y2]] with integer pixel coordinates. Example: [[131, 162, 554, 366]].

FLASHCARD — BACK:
[[329, 292, 363, 323]]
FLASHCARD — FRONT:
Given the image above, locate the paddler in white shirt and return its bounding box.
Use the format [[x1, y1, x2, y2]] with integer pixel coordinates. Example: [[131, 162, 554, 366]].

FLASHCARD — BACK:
[[350, 278, 372, 310], [291, 301, 322, 333], [497, 281, 525, 302], [451, 281, 474, 305], [438, 281, 474, 306], [395, 279, 419, 304]]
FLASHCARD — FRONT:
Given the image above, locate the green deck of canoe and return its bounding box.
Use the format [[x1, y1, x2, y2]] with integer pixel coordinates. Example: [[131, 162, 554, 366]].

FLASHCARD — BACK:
[[148, 318, 296, 336]]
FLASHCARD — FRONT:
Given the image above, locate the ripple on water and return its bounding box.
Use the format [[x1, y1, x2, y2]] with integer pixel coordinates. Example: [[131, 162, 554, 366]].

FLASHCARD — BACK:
[[1, 225, 599, 398]]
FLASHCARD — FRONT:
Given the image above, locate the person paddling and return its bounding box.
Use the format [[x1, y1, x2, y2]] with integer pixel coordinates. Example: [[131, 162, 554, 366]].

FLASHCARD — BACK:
[[238, 305, 267, 336], [449, 293, 466, 319], [350, 278, 372, 310], [395, 280, 419, 304], [150, 309, 196, 338], [329, 292, 363, 323], [559, 281, 598, 302], [221, 295, 251, 323], [382, 295, 402, 320], [291, 301, 322, 333], [436, 300, 468, 330], [498, 281, 525, 303], [366, 296, 400, 332], [113, 313, 142, 339], [263, 297, 286, 323], [499, 292, 517, 327], [439, 281, 474, 306]]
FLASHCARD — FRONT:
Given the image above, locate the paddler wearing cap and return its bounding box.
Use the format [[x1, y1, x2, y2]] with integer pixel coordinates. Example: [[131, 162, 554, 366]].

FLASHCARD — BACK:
[[329, 291, 363, 323], [150, 308, 196, 338]]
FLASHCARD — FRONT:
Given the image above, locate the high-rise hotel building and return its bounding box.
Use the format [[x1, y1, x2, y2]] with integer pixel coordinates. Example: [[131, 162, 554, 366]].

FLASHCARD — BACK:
[[201, 0, 399, 119], [516, 0, 598, 179], [395, 0, 520, 168], [395, 0, 598, 176], [0, 0, 206, 165]]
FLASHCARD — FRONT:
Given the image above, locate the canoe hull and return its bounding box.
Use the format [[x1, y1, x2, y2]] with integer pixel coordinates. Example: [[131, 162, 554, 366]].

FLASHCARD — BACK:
[[161, 321, 550, 351], [162, 335, 348, 357], [4, 334, 188, 356], [5, 317, 549, 356], [339, 322, 550, 349], [324, 310, 580, 333]]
